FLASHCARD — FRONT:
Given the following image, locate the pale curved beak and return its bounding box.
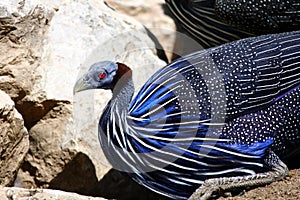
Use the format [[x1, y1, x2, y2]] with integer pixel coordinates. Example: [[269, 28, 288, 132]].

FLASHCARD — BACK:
[[73, 76, 90, 95]]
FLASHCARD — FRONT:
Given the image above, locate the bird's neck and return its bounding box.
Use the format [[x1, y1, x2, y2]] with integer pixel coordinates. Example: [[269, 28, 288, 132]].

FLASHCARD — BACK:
[[111, 63, 134, 111], [98, 63, 135, 171]]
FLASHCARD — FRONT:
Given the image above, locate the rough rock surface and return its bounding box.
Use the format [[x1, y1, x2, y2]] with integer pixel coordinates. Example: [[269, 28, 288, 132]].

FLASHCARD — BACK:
[[0, 187, 106, 200], [0, 90, 28, 186], [105, 0, 176, 61], [0, 1, 54, 129], [0, 0, 165, 195], [105, 0, 204, 61]]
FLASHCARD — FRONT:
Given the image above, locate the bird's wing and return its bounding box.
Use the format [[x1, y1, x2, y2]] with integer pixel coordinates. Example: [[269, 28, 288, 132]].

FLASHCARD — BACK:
[[203, 30, 300, 119]]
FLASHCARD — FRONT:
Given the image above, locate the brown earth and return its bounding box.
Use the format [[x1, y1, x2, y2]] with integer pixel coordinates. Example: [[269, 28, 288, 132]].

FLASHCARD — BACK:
[[219, 168, 300, 200]]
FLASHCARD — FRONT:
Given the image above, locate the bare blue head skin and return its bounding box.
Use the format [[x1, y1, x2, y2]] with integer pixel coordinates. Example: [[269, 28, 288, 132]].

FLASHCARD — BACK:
[[74, 61, 132, 95], [73, 61, 118, 94]]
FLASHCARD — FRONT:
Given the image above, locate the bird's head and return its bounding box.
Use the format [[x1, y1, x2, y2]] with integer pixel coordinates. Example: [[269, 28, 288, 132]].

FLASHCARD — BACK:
[[73, 61, 132, 94]]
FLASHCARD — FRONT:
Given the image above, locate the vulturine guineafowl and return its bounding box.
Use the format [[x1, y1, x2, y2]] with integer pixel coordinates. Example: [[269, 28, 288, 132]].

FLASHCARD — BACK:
[[165, 0, 300, 48], [74, 31, 300, 199]]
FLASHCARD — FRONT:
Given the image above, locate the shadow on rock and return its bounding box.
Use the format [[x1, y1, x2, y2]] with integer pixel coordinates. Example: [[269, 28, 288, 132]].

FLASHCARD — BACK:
[[49, 152, 98, 196], [92, 169, 171, 200]]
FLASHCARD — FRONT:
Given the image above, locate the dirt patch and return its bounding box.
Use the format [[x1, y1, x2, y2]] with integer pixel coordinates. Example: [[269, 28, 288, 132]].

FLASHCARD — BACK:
[[219, 168, 300, 200]]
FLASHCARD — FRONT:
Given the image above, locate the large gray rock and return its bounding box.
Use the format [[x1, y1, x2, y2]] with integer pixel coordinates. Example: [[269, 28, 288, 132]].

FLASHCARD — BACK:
[[0, 0, 166, 195], [0, 0, 54, 128], [0, 187, 106, 200], [0, 90, 28, 186]]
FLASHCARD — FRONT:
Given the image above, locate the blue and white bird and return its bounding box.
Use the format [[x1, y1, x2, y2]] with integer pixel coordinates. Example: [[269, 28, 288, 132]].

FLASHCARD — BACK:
[[165, 0, 300, 48], [74, 31, 300, 199]]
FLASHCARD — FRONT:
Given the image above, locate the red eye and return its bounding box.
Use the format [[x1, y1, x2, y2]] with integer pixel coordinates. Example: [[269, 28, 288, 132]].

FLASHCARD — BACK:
[[99, 72, 106, 79]]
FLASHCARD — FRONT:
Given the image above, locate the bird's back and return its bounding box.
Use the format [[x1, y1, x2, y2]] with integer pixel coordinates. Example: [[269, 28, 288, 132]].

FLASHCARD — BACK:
[[215, 0, 300, 34], [166, 0, 253, 48], [130, 31, 300, 122], [166, 0, 300, 48]]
